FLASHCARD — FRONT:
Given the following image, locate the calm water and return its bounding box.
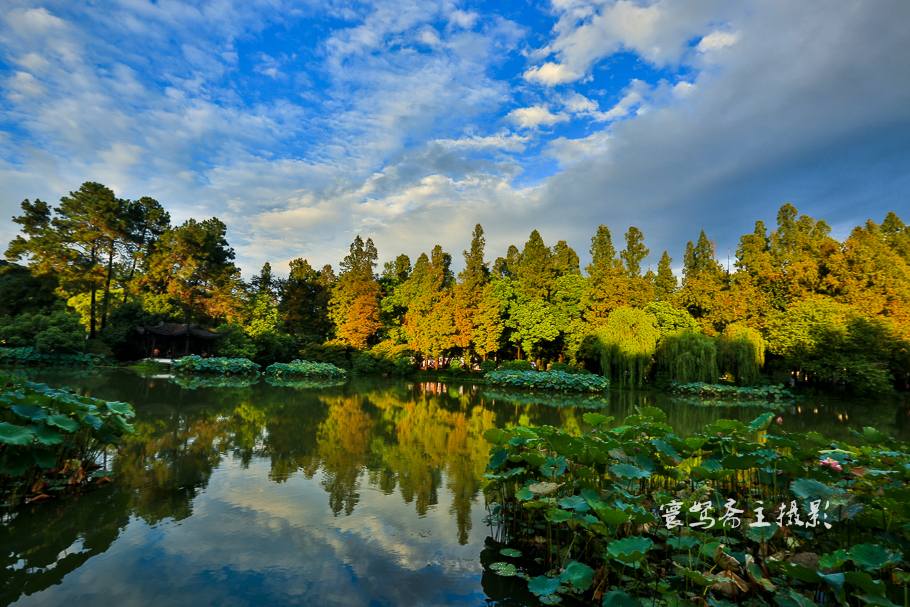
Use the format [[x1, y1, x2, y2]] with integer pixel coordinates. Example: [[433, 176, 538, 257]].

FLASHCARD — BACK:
[[3, 369, 909, 607]]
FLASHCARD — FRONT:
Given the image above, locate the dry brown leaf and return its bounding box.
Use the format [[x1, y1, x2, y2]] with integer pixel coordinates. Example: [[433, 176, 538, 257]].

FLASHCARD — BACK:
[[787, 552, 820, 571], [708, 570, 749, 597], [25, 493, 52, 503], [713, 544, 741, 571], [94, 476, 113, 484], [28, 479, 48, 494]]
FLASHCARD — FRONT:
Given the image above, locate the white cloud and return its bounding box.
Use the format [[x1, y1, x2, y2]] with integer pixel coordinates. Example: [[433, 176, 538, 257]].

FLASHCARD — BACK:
[[508, 105, 569, 129], [523, 61, 581, 85], [696, 30, 742, 53], [433, 132, 528, 152]]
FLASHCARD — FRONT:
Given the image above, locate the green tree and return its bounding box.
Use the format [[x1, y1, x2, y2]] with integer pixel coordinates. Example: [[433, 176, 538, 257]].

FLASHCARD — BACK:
[[329, 236, 381, 349], [590, 307, 659, 387], [143, 218, 244, 325], [453, 224, 490, 361], [653, 251, 677, 300], [718, 323, 766, 385], [515, 230, 555, 301], [643, 301, 698, 339], [553, 240, 580, 276], [657, 330, 719, 384], [279, 258, 333, 343], [620, 226, 649, 279]]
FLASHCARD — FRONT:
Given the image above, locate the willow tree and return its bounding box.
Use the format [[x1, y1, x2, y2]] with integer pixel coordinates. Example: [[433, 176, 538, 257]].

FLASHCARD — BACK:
[[657, 330, 718, 384], [592, 307, 660, 387], [718, 323, 765, 385]]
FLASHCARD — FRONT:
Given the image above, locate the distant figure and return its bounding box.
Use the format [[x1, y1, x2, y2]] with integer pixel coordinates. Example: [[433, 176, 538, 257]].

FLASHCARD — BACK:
[[166, 348, 172, 359], [153, 348, 160, 357], [789, 376, 795, 388]]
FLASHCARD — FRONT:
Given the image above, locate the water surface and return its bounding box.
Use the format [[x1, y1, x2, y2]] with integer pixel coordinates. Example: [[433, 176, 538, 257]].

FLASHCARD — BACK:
[[3, 369, 907, 607]]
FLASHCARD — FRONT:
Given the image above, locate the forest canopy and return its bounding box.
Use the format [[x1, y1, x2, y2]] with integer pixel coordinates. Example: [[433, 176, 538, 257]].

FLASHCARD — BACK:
[[4, 181, 909, 395]]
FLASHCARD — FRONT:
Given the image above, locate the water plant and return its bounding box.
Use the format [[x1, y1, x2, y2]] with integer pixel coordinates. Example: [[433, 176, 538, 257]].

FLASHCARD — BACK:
[[171, 375, 260, 389], [483, 409, 910, 606], [0, 347, 101, 367], [486, 370, 609, 393], [171, 355, 261, 375], [481, 387, 609, 410], [0, 376, 136, 503], [264, 359, 347, 378], [671, 382, 797, 401]]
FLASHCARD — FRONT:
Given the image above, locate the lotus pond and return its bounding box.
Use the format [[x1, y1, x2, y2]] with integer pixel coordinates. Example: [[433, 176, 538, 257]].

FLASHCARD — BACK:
[[2, 368, 909, 607]]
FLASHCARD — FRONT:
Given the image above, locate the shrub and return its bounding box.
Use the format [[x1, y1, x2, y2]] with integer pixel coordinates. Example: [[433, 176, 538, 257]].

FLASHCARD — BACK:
[[171, 356, 261, 375], [264, 359, 347, 378], [499, 360, 533, 371], [548, 362, 580, 374], [480, 360, 497, 373], [0, 347, 99, 367], [486, 370, 609, 392], [0, 376, 136, 503]]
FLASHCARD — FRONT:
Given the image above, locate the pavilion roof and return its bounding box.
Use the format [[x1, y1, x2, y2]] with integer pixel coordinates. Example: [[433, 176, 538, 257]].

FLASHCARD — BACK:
[[135, 322, 226, 340]]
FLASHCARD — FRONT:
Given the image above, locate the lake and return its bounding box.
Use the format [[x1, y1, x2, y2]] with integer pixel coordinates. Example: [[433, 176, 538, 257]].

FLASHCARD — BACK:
[[3, 369, 908, 606]]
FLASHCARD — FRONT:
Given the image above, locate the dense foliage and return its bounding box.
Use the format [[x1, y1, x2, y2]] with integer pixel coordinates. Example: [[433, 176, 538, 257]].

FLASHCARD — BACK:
[[0, 376, 136, 502], [0, 347, 100, 367], [670, 382, 798, 401], [264, 359, 347, 378], [486, 370, 609, 392], [484, 410, 910, 606], [6, 182, 910, 393], [171, 356, 261, 375]]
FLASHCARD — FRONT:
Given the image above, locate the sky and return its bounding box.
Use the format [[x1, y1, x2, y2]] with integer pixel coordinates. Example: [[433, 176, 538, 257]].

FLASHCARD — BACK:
[[1, 0, 909, 280]]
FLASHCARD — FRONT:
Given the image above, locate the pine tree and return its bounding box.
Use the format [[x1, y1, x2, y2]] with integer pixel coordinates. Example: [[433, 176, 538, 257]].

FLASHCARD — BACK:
[[654, 251, 677, 300], [553, 240, 580, 276], [620, 226, 650, 279], [453, 224, 490, 357], [329, 236, 381, 349], [516, 230, 555, 301]]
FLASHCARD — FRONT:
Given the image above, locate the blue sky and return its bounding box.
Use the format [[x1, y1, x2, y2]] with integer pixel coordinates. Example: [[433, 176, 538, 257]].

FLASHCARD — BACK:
[[2, 0, 909, 279]]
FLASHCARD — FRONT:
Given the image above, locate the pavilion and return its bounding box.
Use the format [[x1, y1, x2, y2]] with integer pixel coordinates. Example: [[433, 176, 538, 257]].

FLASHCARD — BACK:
[[135, 322, 226, 359]]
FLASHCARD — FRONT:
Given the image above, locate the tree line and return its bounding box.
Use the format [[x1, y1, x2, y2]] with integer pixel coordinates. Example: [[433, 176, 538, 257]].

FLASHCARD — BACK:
[[4, 181, 909, 394]]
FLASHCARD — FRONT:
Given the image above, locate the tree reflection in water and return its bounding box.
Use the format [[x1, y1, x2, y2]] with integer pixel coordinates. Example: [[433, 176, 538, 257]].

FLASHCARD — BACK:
[[3, 369, 909, 605]]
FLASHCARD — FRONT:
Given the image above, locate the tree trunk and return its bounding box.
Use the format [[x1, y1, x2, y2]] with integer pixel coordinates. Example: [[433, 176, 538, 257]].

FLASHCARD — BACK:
[[89, 245, 97, 339], [101, 246, 115, 331]]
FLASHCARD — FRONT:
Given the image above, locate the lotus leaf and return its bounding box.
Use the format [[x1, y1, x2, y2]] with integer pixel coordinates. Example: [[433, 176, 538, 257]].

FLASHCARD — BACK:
[[607, 536, 653, 563], [32, 423, 64, 446], [490, 562, 518, 577], [499, 548, 522, 557], [600, 590, 640, 606], [11, 403, 47, 422], [560, 561, 594, 591], [0, 422, 35, 445], [527, 574, 562, 596], [611, 463, 650, 480]]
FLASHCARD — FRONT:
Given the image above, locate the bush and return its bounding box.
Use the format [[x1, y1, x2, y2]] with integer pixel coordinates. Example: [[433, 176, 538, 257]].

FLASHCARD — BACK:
[[480, 360, 497, 373], [0, 347, 99, 367], [215, 324, 257, 360], [392, 357, 414, 376], [449, 359, 462, 371], [265, 359, 347, 378], [499, 360, 533, 371], [548, 362, 581, 374], [298, 342, 354, 370], [0, 309, 85, 354], [171, 356, 260, 375], [486, 370, 609, 392]]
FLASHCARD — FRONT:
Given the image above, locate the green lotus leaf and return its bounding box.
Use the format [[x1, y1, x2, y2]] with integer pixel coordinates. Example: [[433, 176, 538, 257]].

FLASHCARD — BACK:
[[667, 536, 698, 550], [489, 562, 518, 577], [636, 406, 667, 423], [0, 422, 35, 446], [744, 522, 778, 543], [10, 403, 47, 422], [560, 561, 594, 591], [545, 507, 572, 523], [849, 544, 898, 571], [32, 423, 64, 446], [31, 447, 57, 469], [582, 412, 612, 427], [611, 463, 650, 480], [514, 487, 534, 501], [845, 571, 887, 598], [45, 414, 79, 433], [747, 412, 775, 432], [499, 548, 522, 558], [607, 536, 653, 562], [601, 590, 641, 607], [527, 574, 562, 596], [862, 427, 888, 445], [106, 401, 135, 419]]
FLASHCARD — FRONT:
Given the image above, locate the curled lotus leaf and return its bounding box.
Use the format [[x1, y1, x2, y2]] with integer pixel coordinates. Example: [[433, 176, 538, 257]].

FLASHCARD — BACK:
[[708, 570, 749, 597], [528, 482, 562, 496]]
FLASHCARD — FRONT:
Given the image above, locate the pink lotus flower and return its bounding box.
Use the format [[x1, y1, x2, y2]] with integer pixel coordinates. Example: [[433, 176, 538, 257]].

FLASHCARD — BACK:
[[776, 417, 783, 423], [819, 457, 843, 472]]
